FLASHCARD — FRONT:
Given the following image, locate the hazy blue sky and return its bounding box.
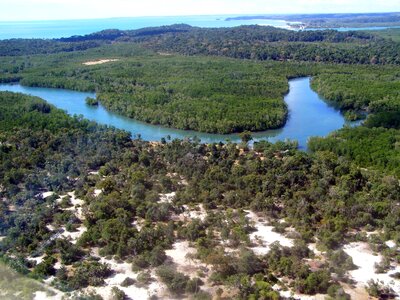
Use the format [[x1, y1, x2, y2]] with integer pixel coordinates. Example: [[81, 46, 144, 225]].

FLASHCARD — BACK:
[[1, 0, 399, 21]]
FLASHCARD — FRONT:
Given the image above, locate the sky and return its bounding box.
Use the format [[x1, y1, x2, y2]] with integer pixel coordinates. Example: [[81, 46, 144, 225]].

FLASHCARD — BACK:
[[0, 0, 399, 21]]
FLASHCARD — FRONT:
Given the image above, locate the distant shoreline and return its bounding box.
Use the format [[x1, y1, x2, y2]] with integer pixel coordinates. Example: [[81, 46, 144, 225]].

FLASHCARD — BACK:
[[225, 12, 400, 31]]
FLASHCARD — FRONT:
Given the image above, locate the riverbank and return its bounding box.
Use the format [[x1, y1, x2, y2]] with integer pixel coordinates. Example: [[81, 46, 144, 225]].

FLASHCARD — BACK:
[[0, 77, 354, 149]]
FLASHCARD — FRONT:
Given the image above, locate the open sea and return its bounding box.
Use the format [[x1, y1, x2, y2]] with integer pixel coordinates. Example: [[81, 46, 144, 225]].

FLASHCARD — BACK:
[[0, 15, 290, 40], [1, 15, 399, 40]]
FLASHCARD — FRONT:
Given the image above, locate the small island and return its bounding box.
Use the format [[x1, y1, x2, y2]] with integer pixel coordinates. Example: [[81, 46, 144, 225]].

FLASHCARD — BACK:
[[85, 97, 98, 106]]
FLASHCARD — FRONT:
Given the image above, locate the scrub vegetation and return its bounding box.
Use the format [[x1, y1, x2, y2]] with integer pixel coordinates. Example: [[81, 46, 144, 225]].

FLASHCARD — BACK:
[[0, 24, 399, 299]]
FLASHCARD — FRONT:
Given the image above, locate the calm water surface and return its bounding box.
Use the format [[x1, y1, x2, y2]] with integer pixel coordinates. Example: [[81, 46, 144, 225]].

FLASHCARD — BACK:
[[0, 15, 288, 40], [1, 15, 398, 40], [0, 77, 353, 149]]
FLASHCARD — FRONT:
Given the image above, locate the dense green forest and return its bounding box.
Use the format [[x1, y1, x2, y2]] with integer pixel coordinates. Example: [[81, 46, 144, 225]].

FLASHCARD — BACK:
[[0, 41, 399, 134], [309, 127, 400, 176], [1, 48, 292, 133], [0, 24, 399, 135], [1, 24, 400, 65], [0, 91, 399, 299], [127, 26, 400, 65]]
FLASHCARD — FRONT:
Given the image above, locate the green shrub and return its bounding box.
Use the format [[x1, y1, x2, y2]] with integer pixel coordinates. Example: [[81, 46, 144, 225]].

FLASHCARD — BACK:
[[156, 265, 190, 295]]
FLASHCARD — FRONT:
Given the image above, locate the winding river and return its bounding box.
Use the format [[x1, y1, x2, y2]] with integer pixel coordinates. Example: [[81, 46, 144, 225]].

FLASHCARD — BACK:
[[0, 77, 353, 149]]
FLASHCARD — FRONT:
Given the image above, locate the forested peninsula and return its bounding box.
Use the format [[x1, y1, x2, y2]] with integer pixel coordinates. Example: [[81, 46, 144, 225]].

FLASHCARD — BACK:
[[0, 25, 400, 134], [0, 24, 399, 299]]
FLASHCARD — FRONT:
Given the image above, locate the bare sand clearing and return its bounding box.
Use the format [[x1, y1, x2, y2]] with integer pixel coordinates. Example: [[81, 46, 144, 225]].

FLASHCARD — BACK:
[[27, 254, 45, 265], [85, 257, 167, 299], [60, 225, 87, 245], [165, 241, 202, 277], [166, 241, 216, 295], [41, 191, 54, 198], [83, 59, 119, 66], [278, 290, 327, 300], [386, 240, 397, 249], [65, 191, 85, 220], [93, 189, 102, 197], [182, 204, 207, 221], [344, 242, 400, 297], [246, 210, 293, 255], [159, 192, 176, 203], [33, 291, 64, 300]]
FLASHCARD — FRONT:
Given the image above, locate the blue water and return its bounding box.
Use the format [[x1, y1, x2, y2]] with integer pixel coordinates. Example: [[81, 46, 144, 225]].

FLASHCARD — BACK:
[[0, 78, 353, 149], [1, 15, 399, 40], [0, 15, 288, 40]]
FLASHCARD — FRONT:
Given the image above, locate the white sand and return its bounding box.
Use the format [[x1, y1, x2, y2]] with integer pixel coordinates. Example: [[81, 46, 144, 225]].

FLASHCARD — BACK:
[[93, 189, 102, 197], [85, 257, 167, 299], [179, 179, 189, 186], [159, 192, 176, 203], [386, 240, 397, 249], [278, 290, 326, 299], [53, 261, 62, 270], [64, 191, 85, 220], [34, 291, 47, 300], [308, 243, 324, 256], [43, 276, 56, 285], [67, 192, 84, 206], [344, 242, 400, 296], [33, 286, 64, 300], [41, 191, 54, 198], [246, 211, 293, 255], [27, 254, 45, 265], [181, 204, 207, 221], [132, 219, 144, 231], [87, 280, 166, 300], [46, 224, 55, 231], [165, 241, 213, 295], [165, 241, 197, 271], [8, 204, 16, 211], [83, 59, 119, 66], [166, 241, 210, 279], [60, 225, 86, 244]]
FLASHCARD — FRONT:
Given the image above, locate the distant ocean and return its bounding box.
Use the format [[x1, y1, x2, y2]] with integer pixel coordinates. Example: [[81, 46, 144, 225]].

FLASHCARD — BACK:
[[0, 15, 289, 40]]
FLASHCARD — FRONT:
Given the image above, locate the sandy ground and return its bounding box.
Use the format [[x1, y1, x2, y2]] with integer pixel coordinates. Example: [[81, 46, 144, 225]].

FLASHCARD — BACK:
[[93, 189, 102, 197], [33, 290, 64, 300], [308, 243, 324, 257], [344, 242, 400, 297], [165, 241, 215, 296], [84, 257, 168, 300], [159, 192, 176, 203], [57, 191, 87, 244], [165, 241, 206, 277], [386, 240, 397, 249], [64, 192, 85, 220], [27, 254, 45, 265], [246, 211, 293, 255], [182, 204, 207, 221], [41, 191, 54, 198], [278, 290, 327, 300], [46, 224, 55, 231], [83, 59, 119, 66], [60, 225, 87, 244]]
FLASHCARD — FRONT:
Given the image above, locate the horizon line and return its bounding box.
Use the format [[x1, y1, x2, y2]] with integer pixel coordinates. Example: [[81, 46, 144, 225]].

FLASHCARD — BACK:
[[1, 11, 399, 23]]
